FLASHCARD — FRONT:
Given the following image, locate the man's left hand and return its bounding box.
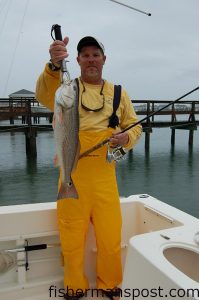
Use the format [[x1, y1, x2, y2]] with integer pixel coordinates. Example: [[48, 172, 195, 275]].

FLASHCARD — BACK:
[[110, 132, 129, 148]]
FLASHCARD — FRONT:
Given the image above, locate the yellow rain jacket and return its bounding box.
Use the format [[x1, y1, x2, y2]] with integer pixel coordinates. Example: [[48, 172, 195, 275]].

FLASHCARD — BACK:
[[36, 64, 142, 292]]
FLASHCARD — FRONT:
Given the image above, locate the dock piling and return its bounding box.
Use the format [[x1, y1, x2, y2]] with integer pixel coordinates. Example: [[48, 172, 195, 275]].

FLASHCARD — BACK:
[[171, 129, 175, 146], [25, 127, 37, 158]]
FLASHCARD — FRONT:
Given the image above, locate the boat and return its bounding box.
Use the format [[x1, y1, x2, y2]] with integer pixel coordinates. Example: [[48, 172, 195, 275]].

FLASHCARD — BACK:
[[0, 194, 198, 300]]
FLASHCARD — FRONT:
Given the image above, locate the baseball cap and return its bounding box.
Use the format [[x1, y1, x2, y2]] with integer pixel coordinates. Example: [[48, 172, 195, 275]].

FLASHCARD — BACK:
[[77, 36, 105, 54]]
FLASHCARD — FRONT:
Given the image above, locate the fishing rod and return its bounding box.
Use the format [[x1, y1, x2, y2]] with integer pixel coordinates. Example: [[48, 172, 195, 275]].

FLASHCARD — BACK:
[[79, 86, 199, 160], [51, 24, 70, 83], [0, 242, 60, 274], [108, 0, 151, 16]]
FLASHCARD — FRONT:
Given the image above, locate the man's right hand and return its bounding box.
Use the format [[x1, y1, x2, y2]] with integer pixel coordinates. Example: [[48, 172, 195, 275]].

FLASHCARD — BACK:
[[49, 37, 69, 67]]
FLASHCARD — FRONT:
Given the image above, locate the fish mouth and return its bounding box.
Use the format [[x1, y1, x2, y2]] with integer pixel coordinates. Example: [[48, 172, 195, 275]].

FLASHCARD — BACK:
[[56, 94, 75, 108]]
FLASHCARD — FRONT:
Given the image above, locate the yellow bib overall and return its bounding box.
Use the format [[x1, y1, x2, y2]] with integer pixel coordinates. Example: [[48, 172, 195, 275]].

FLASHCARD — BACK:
[[57, 128, 122, 292]]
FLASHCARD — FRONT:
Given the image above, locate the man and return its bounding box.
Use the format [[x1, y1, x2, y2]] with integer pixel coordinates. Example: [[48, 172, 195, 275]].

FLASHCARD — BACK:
[[36, 35, 142, 300]]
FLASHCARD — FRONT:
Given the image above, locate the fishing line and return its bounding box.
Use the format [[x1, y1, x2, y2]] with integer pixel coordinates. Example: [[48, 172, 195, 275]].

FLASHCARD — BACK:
[[108, 0, 151, 16], [0, 0, 12, 35], [79, 86, 199, 159], [3, 0, 29, 97]]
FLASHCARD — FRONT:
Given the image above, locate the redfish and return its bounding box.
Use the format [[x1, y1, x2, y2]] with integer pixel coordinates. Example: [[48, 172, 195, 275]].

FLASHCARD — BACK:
[[53, 80, 79, 199]]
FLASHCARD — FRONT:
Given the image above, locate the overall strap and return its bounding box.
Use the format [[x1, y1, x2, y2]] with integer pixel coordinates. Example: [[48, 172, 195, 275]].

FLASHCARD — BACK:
[[75, 78, 80, 97], [108, 85, 122, 129], [74, 77, 81, 112]]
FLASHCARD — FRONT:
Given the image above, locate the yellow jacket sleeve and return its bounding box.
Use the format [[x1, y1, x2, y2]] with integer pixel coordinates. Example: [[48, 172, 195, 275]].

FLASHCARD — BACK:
[[35, 63, 60, 111], [119, 89, 142, 150]]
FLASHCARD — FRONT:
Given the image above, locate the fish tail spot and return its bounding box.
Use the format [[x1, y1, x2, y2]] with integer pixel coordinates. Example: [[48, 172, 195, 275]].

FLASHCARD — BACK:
[[57, 182, 79, 200]]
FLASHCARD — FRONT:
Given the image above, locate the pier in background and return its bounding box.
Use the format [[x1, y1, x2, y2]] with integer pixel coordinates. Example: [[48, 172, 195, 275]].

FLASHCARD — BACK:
[[0, 98, 199, 157]]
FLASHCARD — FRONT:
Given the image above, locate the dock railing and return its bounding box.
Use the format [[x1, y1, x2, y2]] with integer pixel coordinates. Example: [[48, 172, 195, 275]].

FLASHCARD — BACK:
[[0, 98, 199, 156]]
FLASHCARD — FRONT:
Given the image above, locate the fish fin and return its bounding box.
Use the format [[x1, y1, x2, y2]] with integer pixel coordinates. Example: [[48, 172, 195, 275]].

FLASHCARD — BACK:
[[72, 140, 80, 173], [57, 181, 79, 200], [60, 252, 64, 266], [54, 154, 59, 167], [52, 114, 56, 129], [57, 107, 63, 124]]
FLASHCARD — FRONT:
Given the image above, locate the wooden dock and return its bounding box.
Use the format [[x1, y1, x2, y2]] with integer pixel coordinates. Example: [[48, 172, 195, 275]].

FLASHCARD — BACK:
[[134, 100, 199, 150], [0, 98, 199, 156]]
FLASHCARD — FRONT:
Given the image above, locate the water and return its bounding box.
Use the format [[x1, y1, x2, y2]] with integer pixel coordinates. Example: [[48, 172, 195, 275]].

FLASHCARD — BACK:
[[0, 125, 199, 218]]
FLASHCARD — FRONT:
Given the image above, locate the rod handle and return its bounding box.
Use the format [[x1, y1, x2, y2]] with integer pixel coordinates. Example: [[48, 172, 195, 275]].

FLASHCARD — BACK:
[[52, 24, 63, 41], [51, 24, 67, 75], [25, 244, 47, 251]]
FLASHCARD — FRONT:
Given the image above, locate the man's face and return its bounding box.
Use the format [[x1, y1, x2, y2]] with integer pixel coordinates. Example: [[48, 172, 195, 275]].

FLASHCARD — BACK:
[[77, 46, 106, 80]]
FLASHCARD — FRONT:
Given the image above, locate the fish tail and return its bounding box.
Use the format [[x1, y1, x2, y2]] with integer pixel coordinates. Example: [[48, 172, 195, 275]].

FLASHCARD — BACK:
[[57, 181, 78, 200]]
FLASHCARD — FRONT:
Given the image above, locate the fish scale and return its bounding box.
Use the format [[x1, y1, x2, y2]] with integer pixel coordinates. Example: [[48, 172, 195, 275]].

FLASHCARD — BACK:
[[53, 79, 80, 199]]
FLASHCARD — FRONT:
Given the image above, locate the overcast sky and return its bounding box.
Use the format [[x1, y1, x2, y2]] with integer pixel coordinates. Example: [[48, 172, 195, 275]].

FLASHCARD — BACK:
[[1, 0, 199, 100]]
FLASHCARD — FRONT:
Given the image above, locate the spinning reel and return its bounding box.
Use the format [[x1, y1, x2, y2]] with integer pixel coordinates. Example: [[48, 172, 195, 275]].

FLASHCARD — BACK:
[[106, 144, 128, 163]]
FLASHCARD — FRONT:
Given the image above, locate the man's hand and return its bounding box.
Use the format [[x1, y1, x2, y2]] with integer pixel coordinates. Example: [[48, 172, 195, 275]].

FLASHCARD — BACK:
[[49, 37, 69, 67], [110, 132, 129, 148]]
